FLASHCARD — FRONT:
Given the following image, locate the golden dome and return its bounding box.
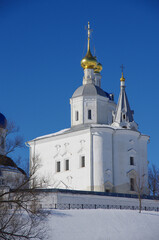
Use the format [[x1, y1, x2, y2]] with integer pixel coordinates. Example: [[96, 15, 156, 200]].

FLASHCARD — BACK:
[[120, 72, 125, 81], [81, 50, 97, 69], [81, 22, 97, 69], [94, 62, 102, 73]]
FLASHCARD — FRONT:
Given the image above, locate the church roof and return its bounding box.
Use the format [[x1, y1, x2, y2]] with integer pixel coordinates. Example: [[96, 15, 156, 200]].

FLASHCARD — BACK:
[[0, 113, 7, 129], [72, 83, 111, 99], [114, 86, 134, 123], [112, 72, 138, 130], [0, 154, 26, 175]]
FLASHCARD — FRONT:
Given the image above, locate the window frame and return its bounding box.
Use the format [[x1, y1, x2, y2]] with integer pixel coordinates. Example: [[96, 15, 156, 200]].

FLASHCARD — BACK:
[[80, 156, 85, 168], [88, 109, 92, 120], [130, 178, 135, 191], [65, 159, 69, 171], [130, 156, 134, 166], [56, 161, 61, 173], [75, 111, 79, 121], [122, 113, 126, 121]]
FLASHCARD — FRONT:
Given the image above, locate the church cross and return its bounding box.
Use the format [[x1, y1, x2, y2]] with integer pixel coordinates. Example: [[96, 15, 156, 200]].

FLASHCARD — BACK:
[[120, 64, 125, 73], [85, 21, 93, 40]]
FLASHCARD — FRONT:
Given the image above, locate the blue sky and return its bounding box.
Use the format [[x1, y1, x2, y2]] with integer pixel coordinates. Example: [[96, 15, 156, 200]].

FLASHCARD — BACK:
[[0, 0, 159, 171]]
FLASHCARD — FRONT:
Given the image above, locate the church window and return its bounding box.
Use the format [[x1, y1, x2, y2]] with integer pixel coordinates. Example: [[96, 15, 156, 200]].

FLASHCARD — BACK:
[[65, 159, 69, 171], [56, 161, 61, 172], [130, 157, 134, 165], [81, 156, 85, 168], [123, 114, 126, 121], [88, 110, 92, 120], [130, 178, 135, 191], [75, 111, 79, 121]]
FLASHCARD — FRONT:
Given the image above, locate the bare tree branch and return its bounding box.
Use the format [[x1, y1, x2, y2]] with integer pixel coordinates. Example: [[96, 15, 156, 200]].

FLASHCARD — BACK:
[[134, 171, 146, 213], [148, 164, 159, 197], [0, 120, 47, 240], [0, 160, 47, 239]]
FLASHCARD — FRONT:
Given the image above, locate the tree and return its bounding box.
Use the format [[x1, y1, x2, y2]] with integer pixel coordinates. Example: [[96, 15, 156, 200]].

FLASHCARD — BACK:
[[134, 172, 146, 213], [148, 164, 159, 197], [0, 163, 47, 239], [0, 122, 46, 239], [5, 121, 24, 156], [128, 168, 147, 213]]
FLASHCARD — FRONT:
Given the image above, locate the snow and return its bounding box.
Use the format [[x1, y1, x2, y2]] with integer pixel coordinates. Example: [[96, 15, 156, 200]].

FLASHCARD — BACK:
[[46, 209, 159, 240], [32, 124, 124, 141], [33, 128, 70, 140]]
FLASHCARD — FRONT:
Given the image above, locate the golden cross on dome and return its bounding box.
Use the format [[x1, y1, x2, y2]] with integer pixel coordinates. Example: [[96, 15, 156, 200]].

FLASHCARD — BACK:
[[120, 64, 125, 73], [85, 21, 93, 40], [120, 64, 125, 82], [85, 22, 93, 52]]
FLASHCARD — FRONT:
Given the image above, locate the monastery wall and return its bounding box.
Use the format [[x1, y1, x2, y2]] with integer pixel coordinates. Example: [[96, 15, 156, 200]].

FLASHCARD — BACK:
[[34, 190, 159, 211]]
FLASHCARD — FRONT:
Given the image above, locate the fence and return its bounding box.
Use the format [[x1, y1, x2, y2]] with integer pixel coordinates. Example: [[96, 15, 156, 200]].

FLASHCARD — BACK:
[[49, 203, 159, 211]]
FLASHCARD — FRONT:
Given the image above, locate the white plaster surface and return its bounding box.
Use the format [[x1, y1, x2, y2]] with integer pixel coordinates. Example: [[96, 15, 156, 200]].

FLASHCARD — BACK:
[[28, 125, 149, 194]]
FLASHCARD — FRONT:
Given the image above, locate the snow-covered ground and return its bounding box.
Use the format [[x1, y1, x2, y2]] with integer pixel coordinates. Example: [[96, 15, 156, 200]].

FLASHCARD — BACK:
[[46, 209, 159, 240]]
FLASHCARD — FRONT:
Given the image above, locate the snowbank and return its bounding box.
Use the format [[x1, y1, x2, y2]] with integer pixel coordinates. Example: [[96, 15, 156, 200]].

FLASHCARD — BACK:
[[46, 209, 159, 240]]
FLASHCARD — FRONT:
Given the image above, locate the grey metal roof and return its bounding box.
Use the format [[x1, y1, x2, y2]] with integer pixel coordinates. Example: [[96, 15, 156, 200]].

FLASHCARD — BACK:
[[72, 84, 110, 99], [114, 86, 134, 123], [0, 154, 26, 175]]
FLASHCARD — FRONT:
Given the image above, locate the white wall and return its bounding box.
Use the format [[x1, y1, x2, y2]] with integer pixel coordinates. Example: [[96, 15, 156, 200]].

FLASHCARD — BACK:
[[70, 95, 116, 127], [29, 128, 91, 191], [113, 130, 149, 194], [70, 96, 83, 126], [28, 125, 149, 195], [36, 190, 159, 210]]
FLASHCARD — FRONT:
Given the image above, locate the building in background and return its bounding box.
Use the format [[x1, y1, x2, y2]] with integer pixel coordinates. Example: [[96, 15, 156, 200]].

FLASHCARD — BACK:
[[27, 23, 149, 194], [0, 113, 26, 189]]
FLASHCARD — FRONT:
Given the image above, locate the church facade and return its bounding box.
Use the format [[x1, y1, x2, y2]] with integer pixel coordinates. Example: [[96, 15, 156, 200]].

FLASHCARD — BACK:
[[27, 23, 149, 194]]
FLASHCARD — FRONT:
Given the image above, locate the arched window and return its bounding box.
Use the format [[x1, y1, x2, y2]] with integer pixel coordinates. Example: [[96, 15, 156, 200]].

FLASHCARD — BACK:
[[123, 114, 126, 121]]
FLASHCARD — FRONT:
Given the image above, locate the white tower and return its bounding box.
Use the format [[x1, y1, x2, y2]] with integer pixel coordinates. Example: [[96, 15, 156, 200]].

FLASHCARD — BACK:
[[70, 22, 116, 127], [112, 67, 138, 130]]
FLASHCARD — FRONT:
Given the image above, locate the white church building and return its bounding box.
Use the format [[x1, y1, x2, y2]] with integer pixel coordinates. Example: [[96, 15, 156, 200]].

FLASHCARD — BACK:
[[27, 23, 149, 195]]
